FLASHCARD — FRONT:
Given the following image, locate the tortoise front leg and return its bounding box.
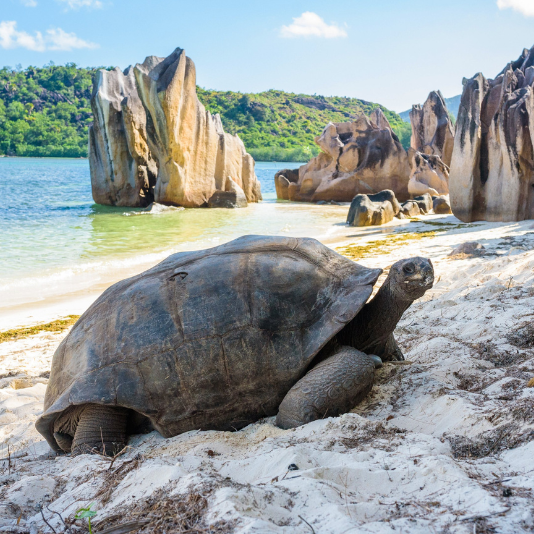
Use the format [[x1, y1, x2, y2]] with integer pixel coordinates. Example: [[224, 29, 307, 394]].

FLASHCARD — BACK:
[[276, 347, 379, 430], [388, 334, 405, 361], [72, 404, 129, 456]]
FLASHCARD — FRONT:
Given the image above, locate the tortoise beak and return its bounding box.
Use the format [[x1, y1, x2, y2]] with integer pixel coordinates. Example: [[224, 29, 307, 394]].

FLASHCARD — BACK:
[[422, 261, 434, 288], [403, 261, 434, 289]]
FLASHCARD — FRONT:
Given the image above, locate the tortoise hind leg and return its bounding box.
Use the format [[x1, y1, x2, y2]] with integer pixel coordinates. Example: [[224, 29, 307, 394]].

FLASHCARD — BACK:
[[53, 405, 85, 453], [276, 347, 378, 430], [72, 404, 129, 456], [53, 432, 73, 453]]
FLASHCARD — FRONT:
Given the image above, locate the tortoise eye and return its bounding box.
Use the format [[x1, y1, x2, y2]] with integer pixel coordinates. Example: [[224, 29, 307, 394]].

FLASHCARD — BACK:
[[168, 271, 188, 281], [403, 263, 415, 274]]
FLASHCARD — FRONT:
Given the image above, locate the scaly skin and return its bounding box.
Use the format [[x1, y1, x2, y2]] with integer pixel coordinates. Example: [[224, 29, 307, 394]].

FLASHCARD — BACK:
[[276, 347, 375, 429], [337, 257, 434, 361], [276, 257, 434, 429], [71, 404, 129, 456], [53, 404, 129, 456]]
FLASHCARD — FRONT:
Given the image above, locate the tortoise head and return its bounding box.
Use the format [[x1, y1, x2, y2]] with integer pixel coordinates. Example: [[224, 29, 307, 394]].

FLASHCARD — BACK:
[[388, 257, 434, 301]]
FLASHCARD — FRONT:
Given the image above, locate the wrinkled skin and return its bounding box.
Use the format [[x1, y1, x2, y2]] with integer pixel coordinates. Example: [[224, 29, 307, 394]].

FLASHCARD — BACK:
[[337, 257, 434, 361], [277, 257, 434, 429]]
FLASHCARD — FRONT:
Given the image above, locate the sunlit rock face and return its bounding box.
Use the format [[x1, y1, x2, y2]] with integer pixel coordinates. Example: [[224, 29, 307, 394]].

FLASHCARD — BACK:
[[89, 48, 262, 208], [410, 91, 455, 167], [346, 190, 401, 227], [408, 150, 449, 197], [450, 45, 534, 222], [274, 107, 453, 203], [281, 109, 412, 203]]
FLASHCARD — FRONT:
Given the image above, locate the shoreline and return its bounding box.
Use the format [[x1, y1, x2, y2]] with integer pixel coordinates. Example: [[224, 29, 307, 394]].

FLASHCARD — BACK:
[[0, 155, 310, 164], [1, 212, 529, 332], [0, 202, 413, 331]]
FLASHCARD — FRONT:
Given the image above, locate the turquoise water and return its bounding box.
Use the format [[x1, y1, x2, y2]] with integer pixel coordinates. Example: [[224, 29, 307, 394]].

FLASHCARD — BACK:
[[0, 158, 279, 278], [0, 159, 352, 309]]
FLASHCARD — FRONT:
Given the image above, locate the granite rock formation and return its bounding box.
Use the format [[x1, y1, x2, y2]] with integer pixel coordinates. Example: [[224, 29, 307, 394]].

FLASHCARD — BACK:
[[207, 177, 248, 208], [413, 193, 433, 214], [449, 45, 534, 222], [275, 105, 454, 203], [433, 195, 452, 215], [89, 48, 262, 208], [274, 168, 299, 201], [408, 151, 449, 197], [400, 200, 422, 217], [410, 91, 455, 167], [281, 109, 412, 203], [346, 190, 400, 227]]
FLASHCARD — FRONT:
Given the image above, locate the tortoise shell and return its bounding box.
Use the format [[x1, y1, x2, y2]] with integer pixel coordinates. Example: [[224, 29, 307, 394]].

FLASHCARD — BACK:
[[36, 235, 381, 451]]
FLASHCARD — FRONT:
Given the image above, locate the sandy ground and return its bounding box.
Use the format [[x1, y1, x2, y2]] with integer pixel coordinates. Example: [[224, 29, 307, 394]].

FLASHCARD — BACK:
[[1, 215, 534, 533]]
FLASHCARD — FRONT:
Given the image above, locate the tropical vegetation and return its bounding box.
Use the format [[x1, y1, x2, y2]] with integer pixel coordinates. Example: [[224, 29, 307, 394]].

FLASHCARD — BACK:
[[0, 64, 409, 162]]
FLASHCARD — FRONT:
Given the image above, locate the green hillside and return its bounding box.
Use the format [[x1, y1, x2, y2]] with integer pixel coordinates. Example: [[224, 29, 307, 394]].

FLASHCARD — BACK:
[[0, 64, 98, 158], [196, 88, 411, 161], [0, 64, 410, 161]]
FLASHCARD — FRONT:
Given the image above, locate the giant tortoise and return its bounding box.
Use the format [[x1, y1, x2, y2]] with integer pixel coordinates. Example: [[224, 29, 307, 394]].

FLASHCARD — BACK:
[[36, 235, 433, 455]]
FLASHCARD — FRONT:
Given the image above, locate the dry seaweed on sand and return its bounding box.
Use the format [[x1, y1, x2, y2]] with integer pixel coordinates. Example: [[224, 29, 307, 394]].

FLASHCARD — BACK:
[[94, 484, 236, 534], [447, 422, 534, 459], [506, 321, 534, 349], [336, 231, 439, 261], [93, 455, 144, 505], [469, 341, 527, 368], [415, 220, 482, 229], [340, 421, 406, 449], [0, 315, 80, 343]]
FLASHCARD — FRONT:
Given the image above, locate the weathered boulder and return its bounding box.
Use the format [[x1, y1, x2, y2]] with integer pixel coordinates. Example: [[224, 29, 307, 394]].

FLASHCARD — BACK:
[[346, 190, 400, 227], [368, 189, 401, 214], [410, 91, 455, 167], [449, 45, 534, 222], [207, 191, 245, 209], [400, 200, 422, 217], [280, 109, 412, 203], [408, 150, 449, 197], [433, 195, 452, 214], [208, 177, 248, 208], [413, 193, 433, 214], [274, 168, 299, 200], [89, 48, 262, 208]]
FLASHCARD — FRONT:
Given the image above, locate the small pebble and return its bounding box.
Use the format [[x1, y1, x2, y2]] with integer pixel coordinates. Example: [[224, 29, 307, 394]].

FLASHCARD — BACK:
[[503, 488, 513, 497]]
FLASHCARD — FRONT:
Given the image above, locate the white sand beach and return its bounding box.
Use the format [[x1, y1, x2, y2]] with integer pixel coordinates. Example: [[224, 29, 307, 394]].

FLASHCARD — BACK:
[[1, 215, 534, 533]]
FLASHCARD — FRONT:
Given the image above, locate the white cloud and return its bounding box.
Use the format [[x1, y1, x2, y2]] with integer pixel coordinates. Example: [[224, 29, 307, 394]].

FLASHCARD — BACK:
[[57, 0, 103, 9], [497, 0, 534, 17], [0, 21, 98, 51], [279, 12, 347, 39], [46, 28, 99, 50], [20, 0, 38, 7]]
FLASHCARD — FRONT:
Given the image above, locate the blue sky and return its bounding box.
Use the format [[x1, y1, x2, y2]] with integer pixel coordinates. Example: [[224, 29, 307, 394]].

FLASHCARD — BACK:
[[2, 0, 534, 111]]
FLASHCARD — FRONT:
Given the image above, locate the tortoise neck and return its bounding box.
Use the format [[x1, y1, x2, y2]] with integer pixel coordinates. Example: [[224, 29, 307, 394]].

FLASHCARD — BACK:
[[363, 277, 412, 333], [341, 275, 412, 356]]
